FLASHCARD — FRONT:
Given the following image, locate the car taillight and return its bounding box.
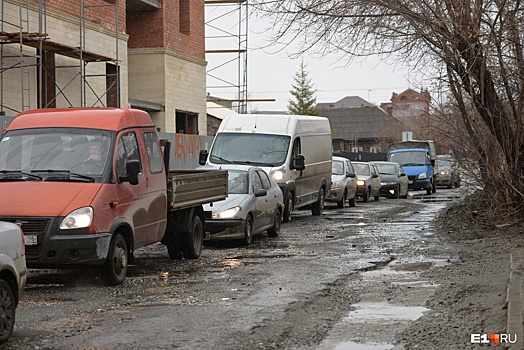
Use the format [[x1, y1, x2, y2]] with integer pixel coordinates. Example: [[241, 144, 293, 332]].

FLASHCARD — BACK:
[[19, 227, 25, 255]]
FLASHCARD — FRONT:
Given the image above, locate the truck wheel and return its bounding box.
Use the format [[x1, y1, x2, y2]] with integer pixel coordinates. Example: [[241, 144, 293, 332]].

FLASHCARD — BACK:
[[337, 190, 347, 208], [311, 188, 325, 216], [267, 208, 282, 237], [242, 216, 253, 246], [167, 236, 184, 259], [0, 279, 15, 344], [181, 215, 203, 259], [101, 233, 128, 286], [282, 194, 293, 223]]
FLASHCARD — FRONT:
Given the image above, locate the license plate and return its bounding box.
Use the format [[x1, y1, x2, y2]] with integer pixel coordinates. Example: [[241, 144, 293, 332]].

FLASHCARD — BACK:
[[408, 180, 414, 184], [25, 235, 38, 246]]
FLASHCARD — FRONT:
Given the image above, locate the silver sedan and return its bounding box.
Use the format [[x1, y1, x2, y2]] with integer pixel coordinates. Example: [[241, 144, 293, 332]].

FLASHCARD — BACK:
[[202, 164, 284, 245]]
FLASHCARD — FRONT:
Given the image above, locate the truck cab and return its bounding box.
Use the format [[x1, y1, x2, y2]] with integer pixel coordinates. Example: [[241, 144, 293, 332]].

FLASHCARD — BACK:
[[0, 108, 169, 285], [387, 140, 436, 195]]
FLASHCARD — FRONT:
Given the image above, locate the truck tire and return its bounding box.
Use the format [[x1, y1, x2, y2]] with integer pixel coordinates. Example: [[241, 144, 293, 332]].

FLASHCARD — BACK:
[[181, 215, 204, 259], [0, 279, 15, 344], [283, 193, 293, 223], [101, 233, 128, 286], [166, 236, 184, 259], [311, 188, 325, 216], [267, 208, 282, 237]]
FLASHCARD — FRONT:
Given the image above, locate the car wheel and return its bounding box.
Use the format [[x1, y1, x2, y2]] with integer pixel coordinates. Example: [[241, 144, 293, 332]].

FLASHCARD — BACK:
[[242, 215, 253, 245], [267, 208, 282, 237], [0, 279, 15, 344], [337, 190, 347, 208], [282, 193, 293, 223], [311, 188, 325, 215], [348, 194, 356, 207], [362, 188, 369, 202], [101, 233, 128, 286]]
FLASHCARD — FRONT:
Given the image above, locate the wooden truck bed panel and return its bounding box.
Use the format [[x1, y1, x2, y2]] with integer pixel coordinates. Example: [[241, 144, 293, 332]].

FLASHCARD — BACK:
[[167, 170, 228, 210]]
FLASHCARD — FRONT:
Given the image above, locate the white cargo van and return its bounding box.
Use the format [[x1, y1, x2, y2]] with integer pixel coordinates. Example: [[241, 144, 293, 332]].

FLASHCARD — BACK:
[[199, 114, 332, 222]]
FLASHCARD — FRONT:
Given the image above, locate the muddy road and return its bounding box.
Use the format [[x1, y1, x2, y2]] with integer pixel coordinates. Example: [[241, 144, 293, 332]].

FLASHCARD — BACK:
[[5, 188, 464, 350]]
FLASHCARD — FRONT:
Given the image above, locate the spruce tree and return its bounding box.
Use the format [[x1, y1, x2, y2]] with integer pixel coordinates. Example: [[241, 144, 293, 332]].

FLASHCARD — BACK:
[[287, 60, 320, 116]]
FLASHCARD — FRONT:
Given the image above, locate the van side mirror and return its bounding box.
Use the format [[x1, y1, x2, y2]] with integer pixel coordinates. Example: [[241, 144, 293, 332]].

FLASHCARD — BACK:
[[292, 154, 305, 171], [254, 189, 267, 197], [348, 172, 356, 178], [199, 150, 208, 165], [122, 159, 141, 185]]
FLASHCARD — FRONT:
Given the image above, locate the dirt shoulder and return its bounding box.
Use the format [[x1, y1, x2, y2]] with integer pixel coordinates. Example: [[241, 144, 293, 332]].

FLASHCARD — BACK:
[[396, 196, 524, 349]]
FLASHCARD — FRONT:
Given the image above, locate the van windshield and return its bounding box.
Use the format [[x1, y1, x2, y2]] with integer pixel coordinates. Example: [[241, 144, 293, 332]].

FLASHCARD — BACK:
[[390, 151, 427, 166], [0, 128, 112, 182], [209, 133, 290, 166]]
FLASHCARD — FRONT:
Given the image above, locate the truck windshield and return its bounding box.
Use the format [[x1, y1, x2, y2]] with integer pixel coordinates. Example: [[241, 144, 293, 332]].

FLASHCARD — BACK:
[[209, 133, 290, 166], [390, 151, 427, 166], [0, 128, 112, 181]]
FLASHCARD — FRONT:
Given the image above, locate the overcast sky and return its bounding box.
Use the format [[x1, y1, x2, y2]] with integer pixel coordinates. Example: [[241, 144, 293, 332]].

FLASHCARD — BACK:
[[205, 4, 419, 113]]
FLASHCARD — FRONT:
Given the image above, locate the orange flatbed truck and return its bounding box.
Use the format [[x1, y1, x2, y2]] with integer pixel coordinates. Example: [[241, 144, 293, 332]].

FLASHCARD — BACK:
[[0, 108, 227, 285]]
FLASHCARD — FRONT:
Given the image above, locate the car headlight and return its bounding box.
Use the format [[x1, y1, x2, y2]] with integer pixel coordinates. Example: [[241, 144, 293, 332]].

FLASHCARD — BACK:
[[356, 180, 365, 186], [381, 182, 397, 186], [60, 207, 93, 229], [418, 172, 427, 179], [440, 170, 449, 175], [269, 168, 285, 182], [213, 206, 240, 219], [331, 181, 340, 188]]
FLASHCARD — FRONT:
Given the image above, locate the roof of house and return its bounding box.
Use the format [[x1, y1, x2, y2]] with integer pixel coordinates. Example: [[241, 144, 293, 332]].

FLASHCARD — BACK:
[[321, 106, 405, 140], [206, 101, 237, 120], [317, 96, 375, 110]]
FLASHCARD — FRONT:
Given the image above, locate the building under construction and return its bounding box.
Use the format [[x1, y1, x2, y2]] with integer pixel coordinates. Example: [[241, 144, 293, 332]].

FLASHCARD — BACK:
[[0, 0, 208, 134]]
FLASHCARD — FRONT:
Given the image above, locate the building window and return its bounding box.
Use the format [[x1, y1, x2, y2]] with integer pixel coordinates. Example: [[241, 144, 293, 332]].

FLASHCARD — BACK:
[[179, 0, 190, 34], [176, 111, 198, 134], [370, 147, 377, 153]]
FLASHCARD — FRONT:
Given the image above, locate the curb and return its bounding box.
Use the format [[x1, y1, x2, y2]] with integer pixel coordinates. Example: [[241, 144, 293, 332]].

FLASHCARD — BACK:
[[506, 251, 524, 349]]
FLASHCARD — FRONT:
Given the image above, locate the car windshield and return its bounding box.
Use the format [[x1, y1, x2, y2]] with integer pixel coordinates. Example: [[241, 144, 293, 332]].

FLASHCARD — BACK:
[[437, 159, 452, 170], [228, 170, 249, 194], [390, 151, 427, 165], [209, 133, 290, 166], [353, 163, 370, 176], [332, 160, 344, 175], [375, 164, 396, 175], [0, 128, 112, 181]]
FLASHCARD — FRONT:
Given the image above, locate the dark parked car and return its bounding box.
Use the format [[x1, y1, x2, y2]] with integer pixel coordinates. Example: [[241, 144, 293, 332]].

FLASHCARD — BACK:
[[352, 162, 381, 202], [327, 156, 357, 208], [201, 164, 283, 245], [370, 161, 409, 199], [436, 156, 461, 188]]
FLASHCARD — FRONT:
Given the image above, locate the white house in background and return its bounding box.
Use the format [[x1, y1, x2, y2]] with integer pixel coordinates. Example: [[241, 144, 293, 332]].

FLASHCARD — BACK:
[[206, 101, 237, 136]]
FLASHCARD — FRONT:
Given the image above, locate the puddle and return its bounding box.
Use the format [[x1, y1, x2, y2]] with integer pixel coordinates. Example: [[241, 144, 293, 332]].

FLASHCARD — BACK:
[[344, 302, 430, 322], [333, 341, 393, 350]]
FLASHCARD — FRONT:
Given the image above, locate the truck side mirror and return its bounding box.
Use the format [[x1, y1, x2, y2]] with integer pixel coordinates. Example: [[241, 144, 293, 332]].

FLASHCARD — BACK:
[[430, 159, 435, 165], [199, 150, 208, 165], [292, 154, 306, 171], [122, 159, 141, 185]]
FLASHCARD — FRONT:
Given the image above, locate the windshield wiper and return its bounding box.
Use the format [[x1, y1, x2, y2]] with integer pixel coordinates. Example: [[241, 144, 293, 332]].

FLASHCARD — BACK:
[[210, 156, 233, 163], [0, 170, 42, 181], [232, 160, 275, 167], [31, 169, 95, 182]]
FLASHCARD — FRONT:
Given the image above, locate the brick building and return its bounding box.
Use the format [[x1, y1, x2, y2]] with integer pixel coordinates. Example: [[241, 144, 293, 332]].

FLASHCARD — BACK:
[[380, 88, 431, 137], [1, 0, 207, 134]]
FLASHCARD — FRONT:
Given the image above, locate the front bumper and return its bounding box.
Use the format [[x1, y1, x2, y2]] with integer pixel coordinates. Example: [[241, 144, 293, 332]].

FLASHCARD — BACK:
[[407, 177, 431, 191], [380, 184, 398, 197], [1, 216, 112, 268], [436, 174, 452, 186], [205, 218, 246, 240], [326, 187, 342, 202]]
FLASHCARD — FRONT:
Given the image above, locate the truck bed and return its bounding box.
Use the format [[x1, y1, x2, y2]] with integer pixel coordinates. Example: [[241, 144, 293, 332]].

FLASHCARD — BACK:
[[167, 169, 228, 211]]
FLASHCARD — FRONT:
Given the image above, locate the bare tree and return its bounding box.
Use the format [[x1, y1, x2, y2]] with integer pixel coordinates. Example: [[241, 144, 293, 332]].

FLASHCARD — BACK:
[[252, 0, 524, 223]]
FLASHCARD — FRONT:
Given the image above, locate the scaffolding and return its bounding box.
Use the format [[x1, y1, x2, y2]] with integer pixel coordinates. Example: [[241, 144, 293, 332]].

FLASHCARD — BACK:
[[0, 0, 120, 115], [205, 0, 248, 114]]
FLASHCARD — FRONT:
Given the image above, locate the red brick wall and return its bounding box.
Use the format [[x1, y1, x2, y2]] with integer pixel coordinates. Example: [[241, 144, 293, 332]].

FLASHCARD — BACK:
[[127, 0, 205, 60], [30, 0, 126, 33]]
